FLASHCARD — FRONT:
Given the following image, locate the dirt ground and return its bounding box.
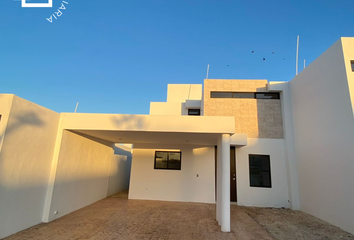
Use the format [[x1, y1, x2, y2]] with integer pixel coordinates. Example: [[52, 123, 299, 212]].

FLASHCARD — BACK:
[[243, 207, 354, 240]]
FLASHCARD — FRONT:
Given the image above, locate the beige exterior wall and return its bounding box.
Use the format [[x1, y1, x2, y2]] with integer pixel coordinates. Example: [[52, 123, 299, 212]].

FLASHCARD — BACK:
[[46, 130, 114, 222], [0, 95, 60, 239], [167, 84, 202, 103], [204, 79, 283, 139], [150, 84, 202, 116], [150, 102, 184, 116], [341, 37, 354, 117], [107, 144, 132, 196]]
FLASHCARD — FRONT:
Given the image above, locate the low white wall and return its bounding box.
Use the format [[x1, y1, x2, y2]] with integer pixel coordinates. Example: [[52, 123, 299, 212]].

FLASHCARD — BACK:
[[129, 144, 215, 203], [236, 138, 289, 208], [107, 145, 132, 196], [47, 131, 114, 222], [0, 95, 59, 239]]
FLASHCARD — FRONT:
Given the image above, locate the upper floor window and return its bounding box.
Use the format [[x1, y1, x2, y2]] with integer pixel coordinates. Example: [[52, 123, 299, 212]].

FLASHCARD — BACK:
[[210, 92, 279, 99], [154, 151, 181, 170], [188, 109, 201, 116], [255, 93, 280, 99], [351, 60, 354, 72], [210, 92, 233, 98], [232, 92, 255, 98]]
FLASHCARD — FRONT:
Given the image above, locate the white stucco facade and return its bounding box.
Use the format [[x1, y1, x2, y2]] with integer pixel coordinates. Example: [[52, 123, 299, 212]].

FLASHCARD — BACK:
[[129, 144, 215, 203], [289, 38, 354, 235], [0, 37, 354, 237], [0, 95, 60, 239], [236, 138, 289, 208]]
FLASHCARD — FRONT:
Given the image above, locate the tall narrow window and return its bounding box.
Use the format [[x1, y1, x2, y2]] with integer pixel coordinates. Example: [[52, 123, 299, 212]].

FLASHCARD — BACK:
[[154, 151, 181, 170], [249, 155, 271, 188], [351, 60, 354, 72]]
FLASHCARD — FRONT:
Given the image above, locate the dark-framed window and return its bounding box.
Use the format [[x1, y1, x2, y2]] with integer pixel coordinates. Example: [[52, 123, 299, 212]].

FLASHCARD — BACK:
[[255, 93, 280, 99], [249, 154, 271, 188], [210, 92, 233, 98], [233, 92, 255, 98], [188, 109, 201, 116], [210, 91, 279, 99], [154, 151, 181, 170], [351, 60, 354, 72]]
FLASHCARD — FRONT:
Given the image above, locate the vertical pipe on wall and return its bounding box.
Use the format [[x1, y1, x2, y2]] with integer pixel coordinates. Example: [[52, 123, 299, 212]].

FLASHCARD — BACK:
[[206, 64, 210, 79], [296, 36, 299, 75], [74, 102, 79, 113]]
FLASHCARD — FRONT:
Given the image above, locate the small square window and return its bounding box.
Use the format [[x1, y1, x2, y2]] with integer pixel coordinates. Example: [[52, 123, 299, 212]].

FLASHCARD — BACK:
[[351, 60, 354, 72], [154, 151, 181, 170], [188, 109, 200, 116], [249, 155, 271, 188]]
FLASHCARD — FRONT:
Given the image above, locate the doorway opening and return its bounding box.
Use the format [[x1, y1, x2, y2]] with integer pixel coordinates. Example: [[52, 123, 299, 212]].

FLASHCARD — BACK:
[[215, 146, 237, 203]]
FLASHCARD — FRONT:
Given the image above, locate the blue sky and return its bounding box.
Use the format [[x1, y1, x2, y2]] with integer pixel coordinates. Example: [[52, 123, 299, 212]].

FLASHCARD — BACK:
[[1, 0, 353, 114]]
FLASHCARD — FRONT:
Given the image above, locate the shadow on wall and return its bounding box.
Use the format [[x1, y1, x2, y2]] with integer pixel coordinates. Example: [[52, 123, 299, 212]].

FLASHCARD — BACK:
[[114, 145, 132, 156], [110, 115, 147, 130], [0, 110, 47, 239], [107, 145, 132, 196], [0, 111, 45, 146]]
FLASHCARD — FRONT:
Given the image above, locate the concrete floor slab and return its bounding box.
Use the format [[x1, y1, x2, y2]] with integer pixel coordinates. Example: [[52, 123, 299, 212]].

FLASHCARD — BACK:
[[4, 191, 272, 240], [8, 191, 353, 240]]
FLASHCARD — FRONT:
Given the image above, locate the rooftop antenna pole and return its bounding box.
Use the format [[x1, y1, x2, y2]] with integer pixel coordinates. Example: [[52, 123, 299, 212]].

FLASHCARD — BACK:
[[206, 64, 210, 79], [304, 59, 306, 69], [296, 35, 299, 75], [74, 102, 79, 113]]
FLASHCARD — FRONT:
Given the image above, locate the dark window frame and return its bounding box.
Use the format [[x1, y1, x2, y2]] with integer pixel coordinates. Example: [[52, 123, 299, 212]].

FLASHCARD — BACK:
[[255, 92, 280, 99], [210, 91, 279, 99], [154, 151, 182, 170], [249, 154, 272, 188], [188, 109, 201, 116], [351, 60, 354, 72]]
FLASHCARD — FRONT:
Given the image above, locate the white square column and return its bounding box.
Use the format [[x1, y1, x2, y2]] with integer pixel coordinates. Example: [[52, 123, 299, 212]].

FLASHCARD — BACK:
[[216, 134, 231, 232]]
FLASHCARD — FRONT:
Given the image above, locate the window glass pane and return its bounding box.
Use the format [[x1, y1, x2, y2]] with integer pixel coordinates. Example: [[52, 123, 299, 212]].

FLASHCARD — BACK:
[[210, 92, 233, 98], [261, 172, 271, 186], [168, 152, 181, 169], [232, 93, 254, 98], [255, 93, 280, 99], [250, 171, 271, 187], [249, 155, 271, 188], [155, 152, 168, 169], [351, 60, 354, 72], [188, 109, 200, 116], [250, 155, 270, 171]]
